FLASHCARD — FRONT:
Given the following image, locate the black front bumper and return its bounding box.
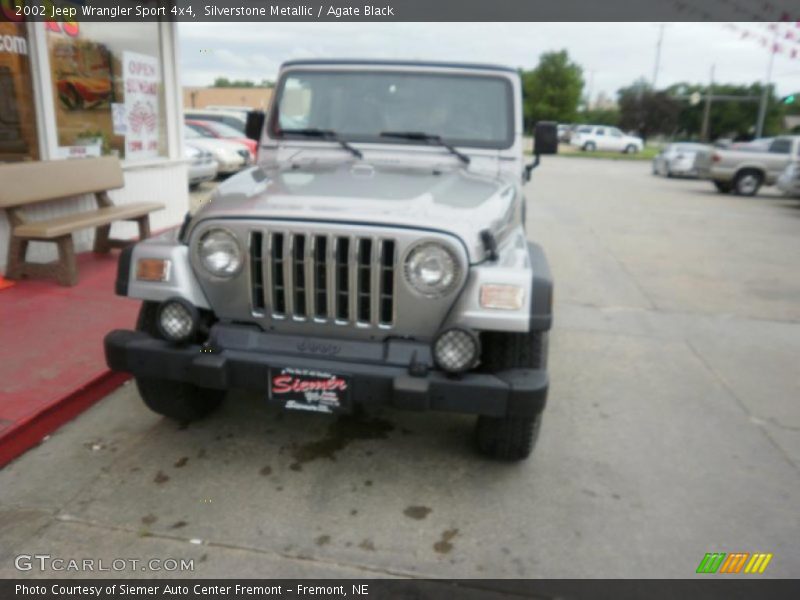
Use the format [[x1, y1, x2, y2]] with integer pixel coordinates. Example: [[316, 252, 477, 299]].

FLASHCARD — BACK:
[[104, 325, 548, 418]]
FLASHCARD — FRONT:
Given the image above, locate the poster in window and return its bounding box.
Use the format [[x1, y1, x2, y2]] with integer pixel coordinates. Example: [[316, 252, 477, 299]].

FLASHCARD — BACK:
[[123, 51, 159, 160], [51, 39, 113, 111]]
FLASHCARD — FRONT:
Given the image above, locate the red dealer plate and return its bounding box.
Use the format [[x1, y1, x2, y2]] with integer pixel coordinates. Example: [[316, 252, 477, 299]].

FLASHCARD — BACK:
[[269, 367, 351, 414]]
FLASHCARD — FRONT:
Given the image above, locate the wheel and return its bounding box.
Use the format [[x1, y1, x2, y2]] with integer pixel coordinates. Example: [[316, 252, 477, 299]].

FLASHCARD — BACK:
[[134, 302, 225, 422], [583, 142, 596, 152], [733, 169, 763, 197], [475, 330, 548, 461], [624, 144, 638, 154], [713, 180, 733, 194]]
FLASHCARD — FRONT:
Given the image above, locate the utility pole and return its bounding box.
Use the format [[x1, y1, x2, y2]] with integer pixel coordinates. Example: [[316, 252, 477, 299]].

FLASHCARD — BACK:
[[756, 29, 778, 138], [652, 24, 666, 88], [701, 65, 715, 142]]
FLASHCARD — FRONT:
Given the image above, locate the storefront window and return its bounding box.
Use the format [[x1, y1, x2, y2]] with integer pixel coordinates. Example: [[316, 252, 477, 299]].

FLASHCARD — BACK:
[[0, 22, 39, 162], [47, 21, 167, 161]]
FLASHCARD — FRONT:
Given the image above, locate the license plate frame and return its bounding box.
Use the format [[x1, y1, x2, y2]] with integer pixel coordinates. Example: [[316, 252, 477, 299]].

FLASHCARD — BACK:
[[268, 367, 351, 414]]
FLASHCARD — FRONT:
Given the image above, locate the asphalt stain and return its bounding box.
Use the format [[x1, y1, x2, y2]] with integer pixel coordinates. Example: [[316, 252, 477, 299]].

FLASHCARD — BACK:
[[276, 486, 284, 492], [197, 448, 207, 459], [288, 416, 394, 469], [403, 506, 432, 520], [350, 509, 358, 516], [171, 521, 187, 529], [174, 457, 189, 468], [260, 465, 273, 476], [315, 535, 331, 546], [359, 539, 376, 551], [364, 480, 373, 487], [433, 529, 459, 554], [154, 471, 170, 484], [141, 514, 157, 525]]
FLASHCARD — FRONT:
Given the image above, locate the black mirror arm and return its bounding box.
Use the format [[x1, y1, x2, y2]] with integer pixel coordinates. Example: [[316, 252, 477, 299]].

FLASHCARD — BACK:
[[524, 153, 541, 182]]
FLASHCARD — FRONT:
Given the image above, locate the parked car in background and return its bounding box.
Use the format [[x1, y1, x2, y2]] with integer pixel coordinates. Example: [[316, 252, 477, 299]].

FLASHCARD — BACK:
[[557, 124, 571, 143], [777, 161, 800, 197], [186, 119, 257, 158], [731, 137, 774, 151], [185, 143, 218, 189], [570, 125, 644, 153], [652, 143, 709, 178], [695, 136, 800, 196], [184, 109, 247, 133], [184, 125, 251, 176]]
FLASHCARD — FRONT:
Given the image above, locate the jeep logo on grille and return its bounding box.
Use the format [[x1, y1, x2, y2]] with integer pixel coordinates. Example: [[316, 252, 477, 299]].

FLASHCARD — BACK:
[[297, 340, 341, 356]]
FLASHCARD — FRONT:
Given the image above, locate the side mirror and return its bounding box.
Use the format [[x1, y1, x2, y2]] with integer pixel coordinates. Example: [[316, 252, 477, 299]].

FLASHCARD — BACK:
[[524, 121, 559, 181], [534, 121, 558, 155], [245, 110, 265, 142]]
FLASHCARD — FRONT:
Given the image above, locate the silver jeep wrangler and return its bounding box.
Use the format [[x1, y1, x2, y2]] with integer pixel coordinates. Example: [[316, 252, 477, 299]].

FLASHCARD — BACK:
[[105, 60, 557, 460]]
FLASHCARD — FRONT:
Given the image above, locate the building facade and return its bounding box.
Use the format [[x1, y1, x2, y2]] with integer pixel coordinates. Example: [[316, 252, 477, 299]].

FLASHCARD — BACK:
[[0, 17, 188, 272]]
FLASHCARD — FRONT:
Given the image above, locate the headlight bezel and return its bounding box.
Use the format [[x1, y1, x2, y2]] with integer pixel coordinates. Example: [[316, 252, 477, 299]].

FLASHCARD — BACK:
[[402, 240, 462, 299], [196, 227, 243, 278]]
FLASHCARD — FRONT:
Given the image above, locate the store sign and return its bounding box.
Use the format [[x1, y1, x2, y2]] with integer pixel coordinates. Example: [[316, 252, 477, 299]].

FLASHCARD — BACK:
[[0, 32, 27, 55], [122, 51, 159, 160]]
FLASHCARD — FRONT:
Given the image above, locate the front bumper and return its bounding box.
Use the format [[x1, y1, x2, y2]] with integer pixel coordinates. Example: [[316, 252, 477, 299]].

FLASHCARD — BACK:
[[104, 325, 548, 418]]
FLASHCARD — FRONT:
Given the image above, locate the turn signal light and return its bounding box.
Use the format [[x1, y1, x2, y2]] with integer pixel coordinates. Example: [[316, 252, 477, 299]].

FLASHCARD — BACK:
[[480, 284, 525, 310], [136, 258, 171, 282]]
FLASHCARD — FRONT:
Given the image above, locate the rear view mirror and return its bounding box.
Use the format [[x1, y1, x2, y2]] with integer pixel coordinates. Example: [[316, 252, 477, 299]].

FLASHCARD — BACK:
[[534, 121, 558, 155], [245, 111, 265, 142]]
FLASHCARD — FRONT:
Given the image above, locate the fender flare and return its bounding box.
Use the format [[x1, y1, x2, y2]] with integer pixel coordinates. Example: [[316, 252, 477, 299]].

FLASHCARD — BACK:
[[527, 242, 553, 332]]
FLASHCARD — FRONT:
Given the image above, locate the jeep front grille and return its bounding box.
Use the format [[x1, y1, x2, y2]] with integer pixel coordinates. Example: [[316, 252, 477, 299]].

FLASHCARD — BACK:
[[249, 231, 396, 328]]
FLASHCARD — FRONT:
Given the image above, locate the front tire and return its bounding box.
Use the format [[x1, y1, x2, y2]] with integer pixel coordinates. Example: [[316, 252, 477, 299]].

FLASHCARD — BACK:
[[475, 330, 548, 461], [582, 142, 596, 152], [624, 144, 638, 154], [134, 302, 225, 422]]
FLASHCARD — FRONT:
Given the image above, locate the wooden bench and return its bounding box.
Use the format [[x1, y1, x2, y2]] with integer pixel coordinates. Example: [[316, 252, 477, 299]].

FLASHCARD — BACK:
[[1, 157, 164, 286]]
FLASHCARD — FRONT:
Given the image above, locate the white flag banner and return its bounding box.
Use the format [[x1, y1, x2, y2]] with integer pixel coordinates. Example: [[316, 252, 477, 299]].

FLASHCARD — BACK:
[[123, 51, 160, 160]]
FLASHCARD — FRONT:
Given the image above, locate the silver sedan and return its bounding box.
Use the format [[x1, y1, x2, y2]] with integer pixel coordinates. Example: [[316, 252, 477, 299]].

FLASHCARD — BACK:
[[652, 143, 709, 178]]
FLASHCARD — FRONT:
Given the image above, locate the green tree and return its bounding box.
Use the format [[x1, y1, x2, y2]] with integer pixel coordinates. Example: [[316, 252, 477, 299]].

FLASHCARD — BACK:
[[521, 50, 584, 128], [212, 77, 274, 88], [617, 78, 681, 141], [577, 107, 620, 126], [667, 81, 786, 140]]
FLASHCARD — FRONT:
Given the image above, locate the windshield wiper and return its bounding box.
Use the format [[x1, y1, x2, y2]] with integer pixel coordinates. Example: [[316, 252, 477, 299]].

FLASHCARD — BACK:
[[379, 131, 471, 165], [280, 128, 363, 159]]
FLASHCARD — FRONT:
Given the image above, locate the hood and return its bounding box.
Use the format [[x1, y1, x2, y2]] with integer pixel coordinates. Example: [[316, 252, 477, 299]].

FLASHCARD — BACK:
[[190, 161, 518, 263]]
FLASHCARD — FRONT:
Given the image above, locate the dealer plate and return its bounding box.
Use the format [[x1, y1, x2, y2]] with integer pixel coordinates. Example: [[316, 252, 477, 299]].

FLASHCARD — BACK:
[[269, 367, 350, 413]]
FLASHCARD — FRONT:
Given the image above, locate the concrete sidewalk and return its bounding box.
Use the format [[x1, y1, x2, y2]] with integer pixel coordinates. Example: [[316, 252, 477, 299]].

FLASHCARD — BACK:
[[1, 158, 798, 579]]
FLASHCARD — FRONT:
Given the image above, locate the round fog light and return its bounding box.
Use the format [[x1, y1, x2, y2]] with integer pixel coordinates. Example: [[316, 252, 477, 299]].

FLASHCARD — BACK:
[[157, 299, 198, 343], [434, 329, 479, 373]]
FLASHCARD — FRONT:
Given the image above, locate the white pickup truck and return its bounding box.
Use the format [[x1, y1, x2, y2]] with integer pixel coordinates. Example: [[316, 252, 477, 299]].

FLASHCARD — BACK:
[[695, 136, 800, 196]]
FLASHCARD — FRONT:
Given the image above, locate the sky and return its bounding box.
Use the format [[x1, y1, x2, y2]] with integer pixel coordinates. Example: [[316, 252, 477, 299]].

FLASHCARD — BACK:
[[178, 22, 800, 101]]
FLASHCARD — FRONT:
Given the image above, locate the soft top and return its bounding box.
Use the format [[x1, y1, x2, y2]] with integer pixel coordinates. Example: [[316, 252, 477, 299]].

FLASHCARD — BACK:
[[280, 59, 517, 73]]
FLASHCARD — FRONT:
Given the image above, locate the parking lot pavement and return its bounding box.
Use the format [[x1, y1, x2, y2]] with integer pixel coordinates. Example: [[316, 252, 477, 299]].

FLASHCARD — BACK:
[[1, 157, 799, 579]]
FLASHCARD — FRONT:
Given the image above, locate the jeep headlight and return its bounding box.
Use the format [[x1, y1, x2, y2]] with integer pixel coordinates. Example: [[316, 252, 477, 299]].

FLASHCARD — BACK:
[[404, 241, 460, 298], [198, 229, 242, 277]]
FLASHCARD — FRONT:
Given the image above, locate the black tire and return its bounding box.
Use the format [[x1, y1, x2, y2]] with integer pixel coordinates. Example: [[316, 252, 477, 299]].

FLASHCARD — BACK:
[[624, 144, 638, 154], [713, 180, 733, 194], [475, 330, 548, 461], [733, 169, 763, 197], [582, 142, 596, 152], [134, 302, 225, 422]]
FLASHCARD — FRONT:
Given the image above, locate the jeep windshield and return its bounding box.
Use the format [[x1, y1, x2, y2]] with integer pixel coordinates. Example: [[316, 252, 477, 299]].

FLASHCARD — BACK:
[[271, 70, 514, 149]]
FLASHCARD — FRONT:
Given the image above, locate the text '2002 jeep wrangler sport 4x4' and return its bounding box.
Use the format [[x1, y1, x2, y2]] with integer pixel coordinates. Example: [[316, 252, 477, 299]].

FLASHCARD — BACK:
[[105, 60, 557, 460]]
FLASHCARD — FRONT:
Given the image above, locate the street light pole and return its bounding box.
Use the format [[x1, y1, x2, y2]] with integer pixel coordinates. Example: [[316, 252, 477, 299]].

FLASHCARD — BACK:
[[701, 65, 715, 142], [652, 24, 666, 88], [756, 30, 778, 138]]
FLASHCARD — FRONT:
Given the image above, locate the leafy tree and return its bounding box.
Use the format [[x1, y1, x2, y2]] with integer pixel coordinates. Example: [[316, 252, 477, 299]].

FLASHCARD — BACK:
[[212, 77, 273, 88], [617, 79, 681, 141], [521, 50, 584, 128], [666, 81, 786, 140], [577, 107, 621, 126]]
